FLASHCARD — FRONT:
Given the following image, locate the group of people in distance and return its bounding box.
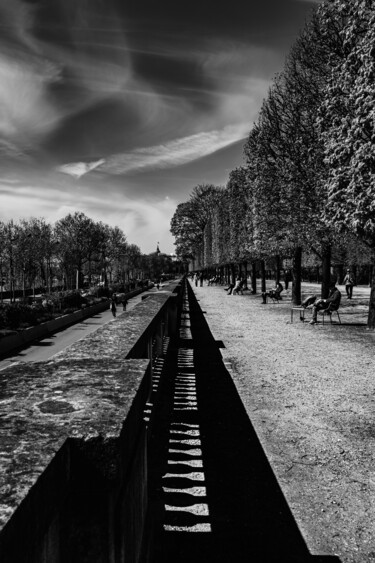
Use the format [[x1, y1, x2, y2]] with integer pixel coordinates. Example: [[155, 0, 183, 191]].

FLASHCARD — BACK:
[[192, 267, 356, 324], [225, 277, 246, 295], [110, 293, 128, 318], [193, 271, 204, 287]]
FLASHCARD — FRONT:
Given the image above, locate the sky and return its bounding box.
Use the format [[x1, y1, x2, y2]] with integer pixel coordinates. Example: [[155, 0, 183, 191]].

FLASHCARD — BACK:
[[0, 0, 319, 254]]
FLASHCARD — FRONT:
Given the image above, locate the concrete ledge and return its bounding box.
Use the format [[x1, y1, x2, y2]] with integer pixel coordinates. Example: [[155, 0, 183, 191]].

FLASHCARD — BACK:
[[56, 282, 182, 363], [0, 357, 150, 562]]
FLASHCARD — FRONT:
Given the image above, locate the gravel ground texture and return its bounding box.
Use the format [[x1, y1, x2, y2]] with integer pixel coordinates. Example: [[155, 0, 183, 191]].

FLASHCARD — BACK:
[[189, 279, 375, 563]]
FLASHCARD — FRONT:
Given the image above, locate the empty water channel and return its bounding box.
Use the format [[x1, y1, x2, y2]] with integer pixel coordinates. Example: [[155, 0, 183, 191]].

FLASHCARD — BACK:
[[146, 280, 340, 563]]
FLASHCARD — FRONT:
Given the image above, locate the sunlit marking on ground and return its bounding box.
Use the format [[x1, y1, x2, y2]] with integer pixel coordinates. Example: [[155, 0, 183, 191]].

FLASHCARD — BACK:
[[171, 422, 199, 428], [165, 503, 209, 515], [169, 448, 202, 456], [162, 284, 212, 535], [169, 438, 201, 446], [168, 459, 203, 467], [163, 472, 205, 481], [176, 378, 196, 382], [170, 429, 200, 436], [164, 523, 211, 532], [175, 380, 196, 384], [175, 396, 197, 401], [163, 486, 206, 496]]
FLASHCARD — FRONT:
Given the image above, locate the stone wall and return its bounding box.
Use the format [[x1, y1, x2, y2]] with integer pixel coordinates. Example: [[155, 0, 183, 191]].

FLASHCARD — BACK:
[[0, 280, 183, 562]]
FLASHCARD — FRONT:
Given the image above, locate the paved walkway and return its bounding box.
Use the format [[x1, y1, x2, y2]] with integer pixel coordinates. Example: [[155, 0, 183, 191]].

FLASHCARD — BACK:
[[0, 292, 145, 370], [183, 280, 374, 563]]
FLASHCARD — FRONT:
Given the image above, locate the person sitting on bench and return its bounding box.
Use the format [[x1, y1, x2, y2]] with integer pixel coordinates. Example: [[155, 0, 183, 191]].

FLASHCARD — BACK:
[[262, 281, 283, 304], [232, 277, 244, 295], [309, 281, 341, 324]]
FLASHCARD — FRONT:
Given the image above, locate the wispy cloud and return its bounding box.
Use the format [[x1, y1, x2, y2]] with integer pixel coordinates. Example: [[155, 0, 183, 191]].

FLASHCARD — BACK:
[[58, 158, 105, 179], [58, 124, 249, 178]]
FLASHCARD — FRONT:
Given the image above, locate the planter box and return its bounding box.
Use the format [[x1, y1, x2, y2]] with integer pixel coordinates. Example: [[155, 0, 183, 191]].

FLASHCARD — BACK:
[[0, 301, 110, 358]]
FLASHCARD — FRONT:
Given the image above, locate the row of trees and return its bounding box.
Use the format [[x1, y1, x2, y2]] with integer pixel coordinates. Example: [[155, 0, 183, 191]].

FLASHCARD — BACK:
[[0, 212, 177, 302], [170, 0, 375, 327]]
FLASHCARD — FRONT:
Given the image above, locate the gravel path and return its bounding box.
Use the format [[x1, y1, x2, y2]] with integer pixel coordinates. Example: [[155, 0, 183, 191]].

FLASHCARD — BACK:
[[189, 280, 375, 563]]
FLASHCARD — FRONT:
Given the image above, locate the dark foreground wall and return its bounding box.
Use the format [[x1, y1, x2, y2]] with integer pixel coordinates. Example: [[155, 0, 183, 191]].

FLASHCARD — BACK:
[[0, 280, 183, 562]]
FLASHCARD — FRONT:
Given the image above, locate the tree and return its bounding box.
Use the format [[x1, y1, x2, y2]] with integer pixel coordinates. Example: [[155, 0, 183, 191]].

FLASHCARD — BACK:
[[170, 184, 222, 269], [243, 4, 350, 303], [317, 0, 375, 326], [55, 212, 101, 289]]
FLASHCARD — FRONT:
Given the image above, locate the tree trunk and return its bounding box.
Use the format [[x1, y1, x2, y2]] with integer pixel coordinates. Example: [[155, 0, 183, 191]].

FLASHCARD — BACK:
[[230, 263, 236, 285], [275, 255, 281, 284], [243, 261, 248, 289], [251, 262, 257, 294], [291, 247, 302, 306], [367, 263, 375, 329], [226, 265, 229, 285], [260, 260, 266, 293], [337, 264, 344, 285], [321, 245, 332, 299]]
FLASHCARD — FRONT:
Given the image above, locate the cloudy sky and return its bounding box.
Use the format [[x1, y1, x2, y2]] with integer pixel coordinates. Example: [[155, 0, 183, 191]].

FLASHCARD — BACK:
[[0, 0, 319, 253]]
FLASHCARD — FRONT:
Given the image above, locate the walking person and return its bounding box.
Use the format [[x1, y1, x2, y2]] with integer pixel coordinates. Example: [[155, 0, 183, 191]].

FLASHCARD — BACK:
[[111, 298, 117, 317], [122, 298, 128, 311], [342, 268, 355, 299]]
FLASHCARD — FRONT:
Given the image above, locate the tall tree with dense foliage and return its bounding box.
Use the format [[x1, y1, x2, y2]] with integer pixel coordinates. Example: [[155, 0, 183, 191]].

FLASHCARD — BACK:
[[317, 0, 375, 326], [170, 184, 222, 269]]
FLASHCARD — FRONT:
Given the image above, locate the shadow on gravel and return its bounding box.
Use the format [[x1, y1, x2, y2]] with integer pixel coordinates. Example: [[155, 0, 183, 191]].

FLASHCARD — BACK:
[[149, 282, 341, 563]]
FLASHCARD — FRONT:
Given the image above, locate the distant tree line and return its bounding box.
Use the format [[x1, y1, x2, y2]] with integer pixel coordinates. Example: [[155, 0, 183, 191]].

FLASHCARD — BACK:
[[170, 0, 375, 327], [0, 211, 178, 302]]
